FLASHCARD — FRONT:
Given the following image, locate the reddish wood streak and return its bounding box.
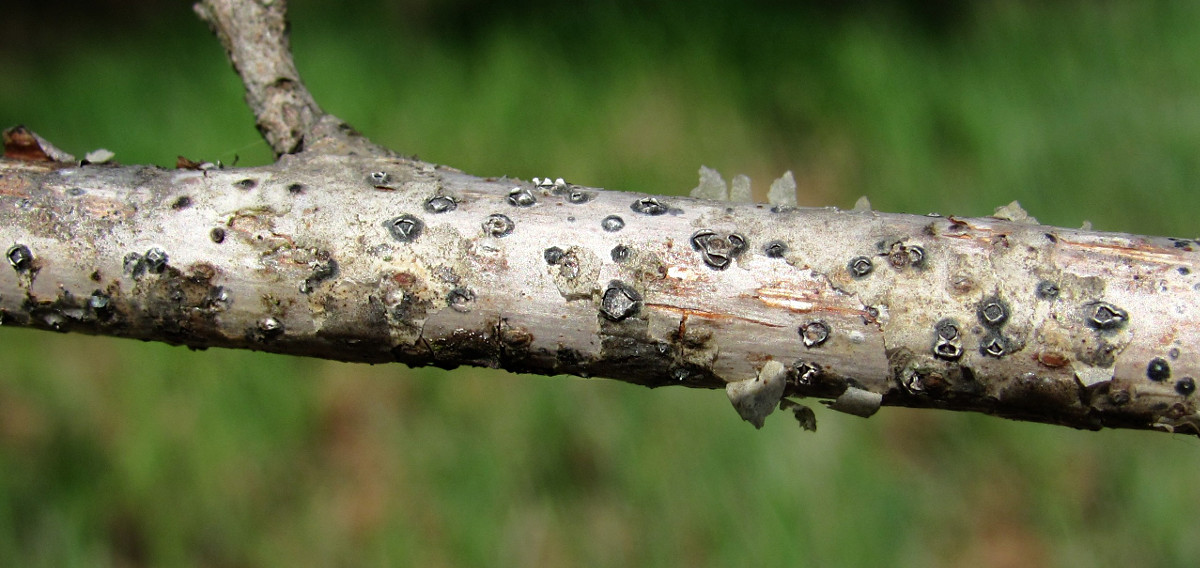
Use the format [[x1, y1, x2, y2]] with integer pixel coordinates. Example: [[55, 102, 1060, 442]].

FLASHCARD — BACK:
[[1057, 237, 1183, 265], [753, 286, 871, 319], [644, 303, 784, 328], [1036, 351, 1070, 369]]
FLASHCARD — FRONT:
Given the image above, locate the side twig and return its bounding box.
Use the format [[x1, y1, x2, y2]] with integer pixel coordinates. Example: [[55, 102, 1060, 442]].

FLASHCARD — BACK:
[[193, 0, 388, 157]]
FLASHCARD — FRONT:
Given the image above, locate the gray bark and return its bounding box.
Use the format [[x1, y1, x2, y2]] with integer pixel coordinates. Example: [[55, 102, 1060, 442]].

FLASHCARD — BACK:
[[1, 0, 1197, 436]]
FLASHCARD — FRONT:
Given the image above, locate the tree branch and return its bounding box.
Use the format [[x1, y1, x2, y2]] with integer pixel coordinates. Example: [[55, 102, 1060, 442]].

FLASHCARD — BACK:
[[192, 0, 387, 157], [1, 0, 1197, 437]]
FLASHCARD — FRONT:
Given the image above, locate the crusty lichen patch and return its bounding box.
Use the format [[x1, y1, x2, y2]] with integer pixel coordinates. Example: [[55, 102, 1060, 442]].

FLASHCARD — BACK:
[[547, 246, 600, 301]]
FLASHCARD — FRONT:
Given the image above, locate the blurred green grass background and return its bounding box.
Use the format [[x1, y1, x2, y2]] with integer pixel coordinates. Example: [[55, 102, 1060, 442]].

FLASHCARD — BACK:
[[3, 1, 1200, 566]]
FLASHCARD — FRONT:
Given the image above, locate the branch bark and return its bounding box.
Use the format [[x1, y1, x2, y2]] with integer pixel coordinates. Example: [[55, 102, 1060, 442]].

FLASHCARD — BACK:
[[1, 0, 1197, 437], [192, 0, 387, 157]]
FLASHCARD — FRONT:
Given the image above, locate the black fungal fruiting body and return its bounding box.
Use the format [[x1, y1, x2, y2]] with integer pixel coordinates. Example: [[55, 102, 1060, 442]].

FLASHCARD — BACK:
[[978, 297, 1009, 328], [600, 281, 641, 321], [799, 321, 830, 348], [690, 230, 747, 270], [763, 240, 788, 258], [792, 361, 821, 386], [1177, 377, 1196, 396], [384, 214, 423, 242], [601, 215, 625, 232], [424, 195, 458, 214], [507, 187, 537, 207], [906, 246, 925, 267], [209, 227, 226, 243], [980, 334, 1008, 358], [972, 297, 1011, 357], [1147, 358, 1171, 381], [300, 258, 338, 294], [935, 319, 959, 341], [848, 256, 873, 277], [88, 291, 113, 319], [934, 341, 963, 360], [144, 248, 169, 274], [257, 317, 284, 339], [1085, 301, 1128, 330], [544, 247, 565, 265], [610, 245, 631, 263], [447, 287, 475, 312], [482, 214, 514, 237], [369, 171, 390, 186], [1170, 238, 1194, 250], [630, 197, 668, 216], [1036, 280, 1060, 299], [123, 252, 146, 278], [932, 319, 963, 360], [6, 244, 32, 271], [887, 242, 925, 268]]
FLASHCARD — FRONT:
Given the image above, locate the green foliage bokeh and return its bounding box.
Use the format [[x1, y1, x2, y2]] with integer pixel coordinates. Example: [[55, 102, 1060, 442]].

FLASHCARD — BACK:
[[1, 1, 1199, 566]]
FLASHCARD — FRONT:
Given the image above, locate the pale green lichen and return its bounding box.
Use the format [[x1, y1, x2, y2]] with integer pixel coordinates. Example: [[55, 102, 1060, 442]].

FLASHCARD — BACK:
[[730, 174, 752, 203], [824, 386, 882, 417], [689, 165, 728, 201], [726, 360, 787, 428], [992, 200, 1039, 225], [767, 171, 797, 207], [852, 195, 872, 212], [84, 148, 115, 164], [548, 246, 601, 301]]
